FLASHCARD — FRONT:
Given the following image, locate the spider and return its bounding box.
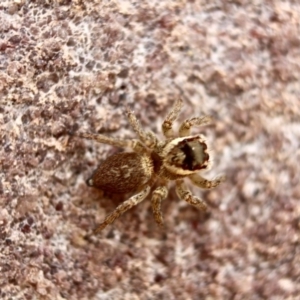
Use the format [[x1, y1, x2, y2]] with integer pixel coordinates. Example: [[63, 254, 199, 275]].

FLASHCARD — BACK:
[[76, 99, 225, 233]]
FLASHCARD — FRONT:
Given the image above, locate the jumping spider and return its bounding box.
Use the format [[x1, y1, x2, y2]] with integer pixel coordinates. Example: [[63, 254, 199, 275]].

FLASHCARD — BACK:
[[76, 99, 225, 233]]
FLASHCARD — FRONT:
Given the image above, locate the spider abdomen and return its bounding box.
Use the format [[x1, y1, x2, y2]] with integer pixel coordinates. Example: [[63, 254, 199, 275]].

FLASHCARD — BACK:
[[87, 152, 154, 194]]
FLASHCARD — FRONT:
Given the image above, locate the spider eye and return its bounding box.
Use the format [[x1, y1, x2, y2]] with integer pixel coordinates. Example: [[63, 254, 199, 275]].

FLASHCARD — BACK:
[[180, 140, 209, 170], [165, 136, 210, 173]]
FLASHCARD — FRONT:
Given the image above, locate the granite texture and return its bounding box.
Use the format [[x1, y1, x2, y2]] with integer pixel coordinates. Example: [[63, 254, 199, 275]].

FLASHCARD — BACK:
[[1, 1, 300, 299]]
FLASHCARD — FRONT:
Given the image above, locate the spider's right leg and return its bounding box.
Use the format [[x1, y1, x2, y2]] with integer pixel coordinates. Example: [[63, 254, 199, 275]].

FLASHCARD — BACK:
[[151, 186, 168, 228], [175, 179, 207, 211], [162, 98, 183, 138], [189, 174, 225, 189], [94, 186, 151, 233], [74, 132, 146, 153]]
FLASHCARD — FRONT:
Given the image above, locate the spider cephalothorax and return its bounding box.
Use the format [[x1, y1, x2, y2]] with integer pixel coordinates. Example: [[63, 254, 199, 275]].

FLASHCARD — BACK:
[[161, 135, 211, 176], [76, 99, 225, 233]]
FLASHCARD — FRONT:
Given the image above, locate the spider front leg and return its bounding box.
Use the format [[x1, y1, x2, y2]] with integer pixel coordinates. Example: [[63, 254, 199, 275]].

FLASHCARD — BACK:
[[74, 132, 146, 153], [179, 115, 212, 137], [151, 186, 168, 228], [162, 98, 183, 138], [94, 186, 151, 233], [175, 179, 207, 211], [125, 107, 158, 149], [189, 174, 225, 189]]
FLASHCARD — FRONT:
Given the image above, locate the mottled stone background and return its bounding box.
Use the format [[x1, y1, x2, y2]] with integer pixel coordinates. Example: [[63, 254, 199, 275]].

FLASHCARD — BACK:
[[1, 1, 300, 299]]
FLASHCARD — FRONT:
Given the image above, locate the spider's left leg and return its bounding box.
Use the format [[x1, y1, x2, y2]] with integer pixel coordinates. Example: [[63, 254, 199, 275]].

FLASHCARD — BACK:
[[189, 174, 225, 189], [162, 98, 183, 138], [175, 179, 207, 211], [94, 186, 151, 233], [125, 107, 158, 149], [74, 132, 146, 153], [151, 186, 168, 228], [179, 116, 212, 137]]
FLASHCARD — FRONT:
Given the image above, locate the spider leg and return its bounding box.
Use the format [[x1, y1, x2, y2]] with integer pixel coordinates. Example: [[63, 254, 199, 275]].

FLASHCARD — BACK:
[[189, 174, 225, 189], [74, 132, 146, 153], [179, 116, 212, 137], [162, 98, 183, 138], [151, 186, 168, 228], [175, 179, 207, 211], [125, 107, 158, 148], [94, 186, 151, 233], [144, 130, 159, 149]]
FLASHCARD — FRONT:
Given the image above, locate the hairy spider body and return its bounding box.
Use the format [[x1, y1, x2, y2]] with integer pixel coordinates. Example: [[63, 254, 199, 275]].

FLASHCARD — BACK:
[[86, 152, 154, 194], [76, 99, 224, 233]]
